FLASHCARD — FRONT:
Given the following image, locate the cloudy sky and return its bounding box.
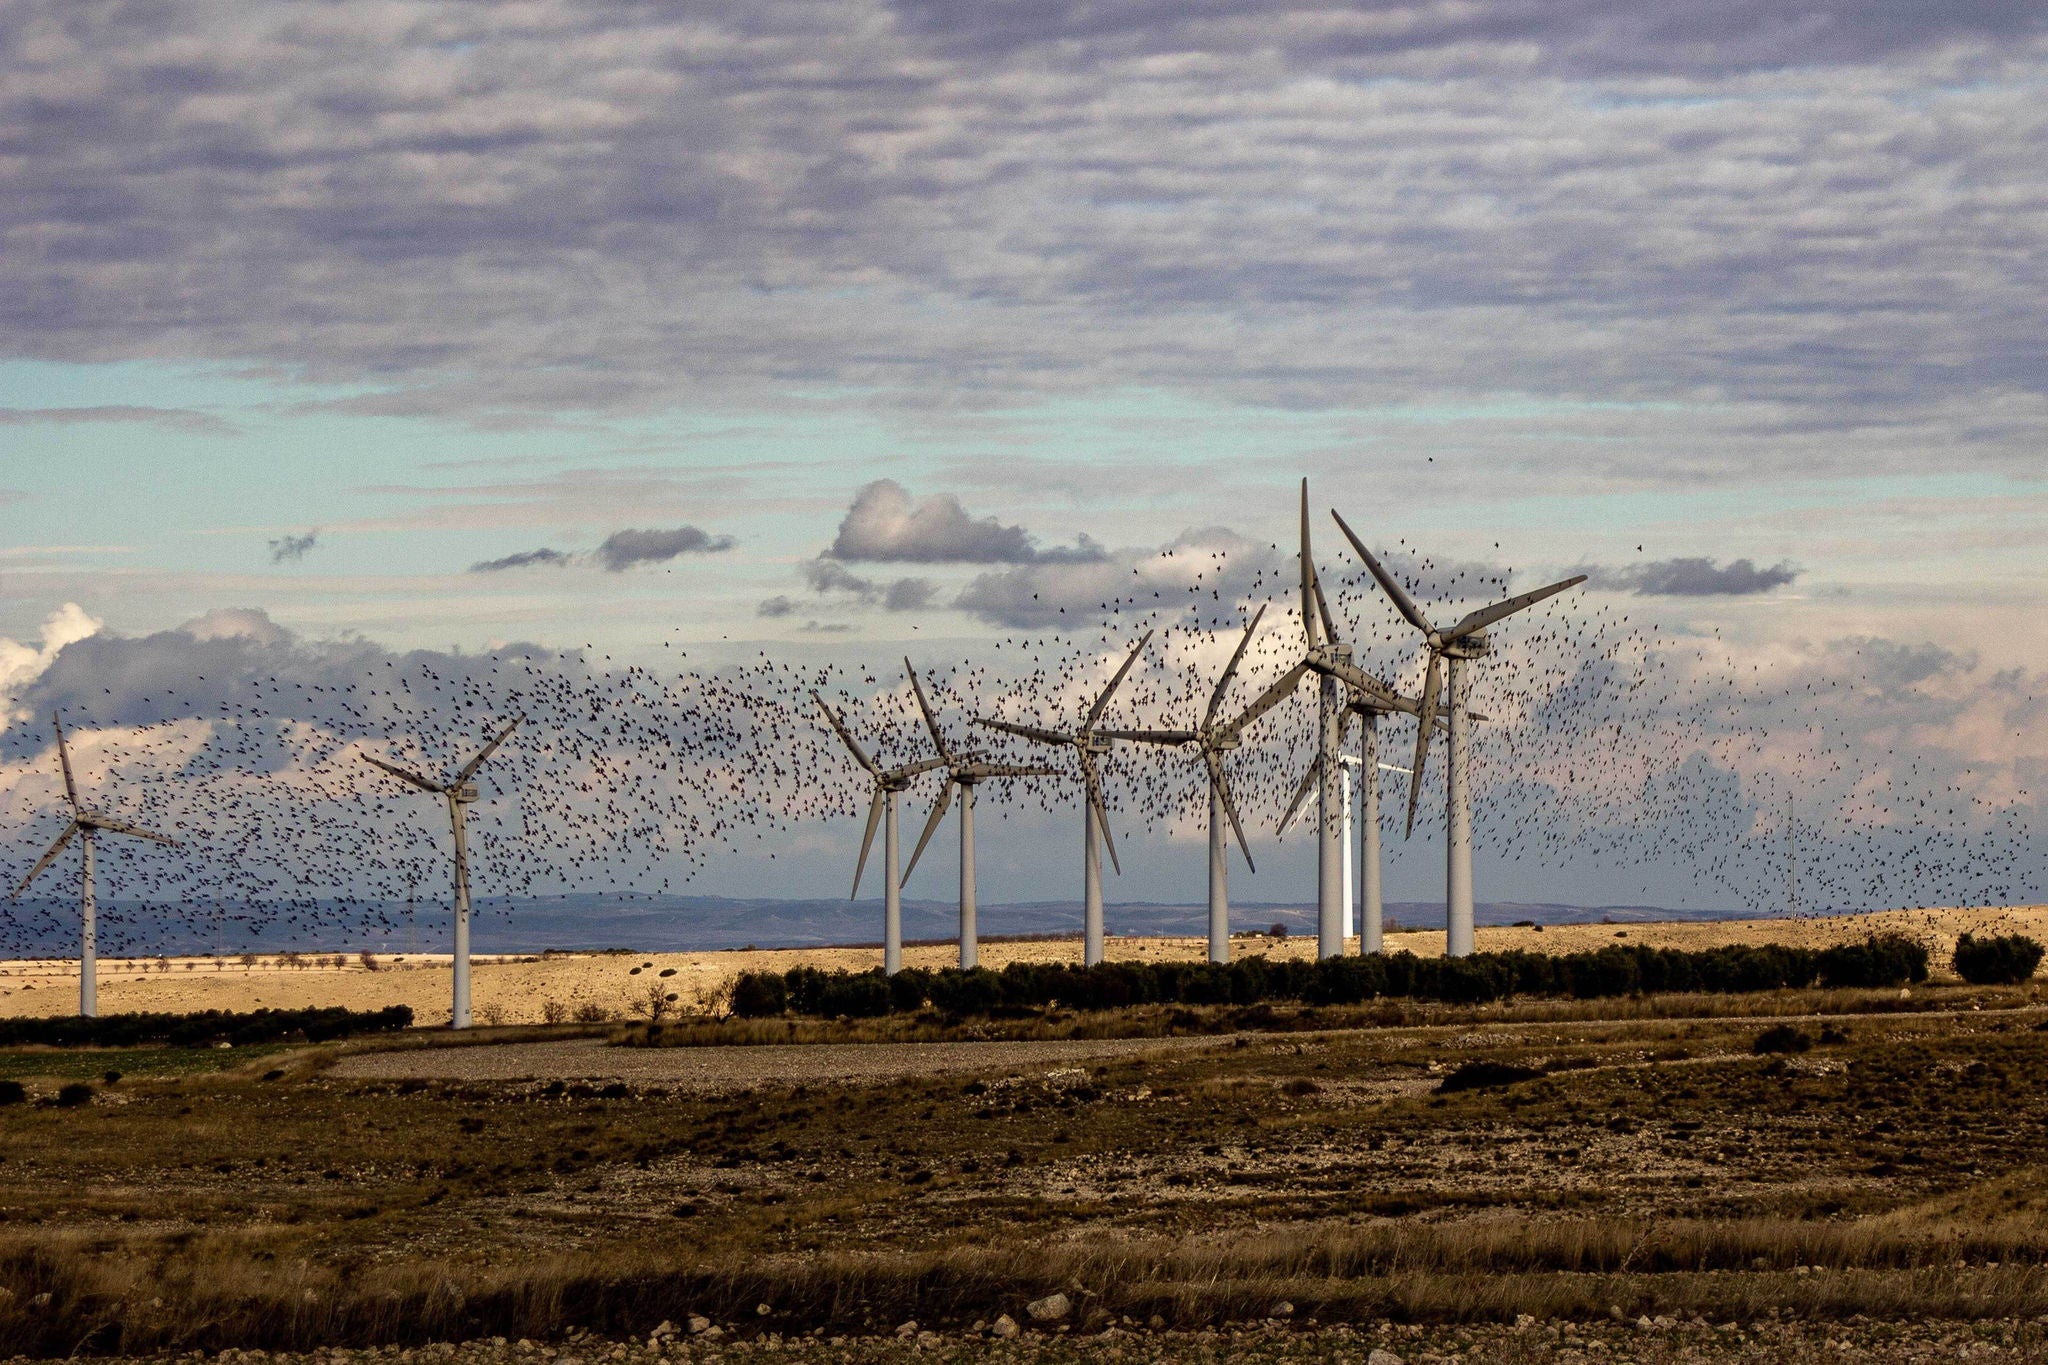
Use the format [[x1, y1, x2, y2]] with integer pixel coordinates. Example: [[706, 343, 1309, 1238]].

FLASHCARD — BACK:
[[2, 0, 2044, 915]]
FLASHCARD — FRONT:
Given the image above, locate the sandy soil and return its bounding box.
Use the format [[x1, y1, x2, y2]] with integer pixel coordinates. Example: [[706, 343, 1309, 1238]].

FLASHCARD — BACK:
[[328, 1034, 1226, 1086], [3, 903, 2042, 1027]]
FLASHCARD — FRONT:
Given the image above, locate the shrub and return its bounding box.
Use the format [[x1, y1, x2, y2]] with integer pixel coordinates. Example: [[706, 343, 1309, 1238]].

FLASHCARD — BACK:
[[1437, 1061, 1541, 1093], [1753, 1024, 1812, 1055], [1816, 934, 1928, 988], [1952, 933, 2044, 985], [730, 971, 787, 1018], [54, 1082, 94, 1108], [0, 1080, 24, 1106]]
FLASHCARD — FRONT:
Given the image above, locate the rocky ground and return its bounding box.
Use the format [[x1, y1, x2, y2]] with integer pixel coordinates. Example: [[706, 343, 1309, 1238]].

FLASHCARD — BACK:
[[39, 1315, 2048, 1364]]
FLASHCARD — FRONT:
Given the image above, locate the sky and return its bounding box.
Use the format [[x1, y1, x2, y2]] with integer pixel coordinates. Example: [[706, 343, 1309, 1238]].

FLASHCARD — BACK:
[[2, 0, 2045, 922]]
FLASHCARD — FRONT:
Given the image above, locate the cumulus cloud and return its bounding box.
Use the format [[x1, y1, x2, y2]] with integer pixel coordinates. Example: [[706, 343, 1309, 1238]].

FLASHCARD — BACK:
[[267, 530, 318, 564], [1588, 557, 1801, 596], [828, 481, 1105, 565], [0, 603, 102, 708], [756, 595, 797, 619], [471, 548, 572, 572], [593, 527, 735, 572]]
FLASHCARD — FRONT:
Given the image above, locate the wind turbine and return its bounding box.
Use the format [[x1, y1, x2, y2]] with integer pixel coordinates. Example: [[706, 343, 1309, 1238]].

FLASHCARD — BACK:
[[974, 631, 1151, 967], [10, 714, 178, 1017], [1103, 609, 1298, 964], [812, 690, 946, 975], [1330, 509, 1584, 956], [899, 661, 1058, 970], [361, 715, 521, 1028], [1227, 482, 1420, 957], [1278, 692, 1417, 954]]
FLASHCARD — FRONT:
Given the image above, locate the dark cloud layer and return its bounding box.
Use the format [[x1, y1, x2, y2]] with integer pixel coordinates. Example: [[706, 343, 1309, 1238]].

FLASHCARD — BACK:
[[3, 0, 2046, 486], [1589, 557, 1800, 596], [471, 547, 571, 572], [593, 527, 735, 572]]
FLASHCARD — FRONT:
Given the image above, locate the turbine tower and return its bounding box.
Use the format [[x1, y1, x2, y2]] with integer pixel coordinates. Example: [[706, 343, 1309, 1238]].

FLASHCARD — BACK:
[[812, 691, 946, 975], [899, 661, 1057, 970], [361, 714, 522, 1028], [10, 714, 178, 1017], [974, 631, 1151, 967], [1104, 609, 1298, 963], [1278, 692, 1415, 954], [1331, 509, 1584, 956], [1242, 482, 1421, 957]]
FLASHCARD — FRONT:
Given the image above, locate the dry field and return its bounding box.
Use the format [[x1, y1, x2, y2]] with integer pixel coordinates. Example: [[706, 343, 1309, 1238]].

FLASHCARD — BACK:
[[5, 904, 2048, 1362], [2, 903, 2043, 1026]]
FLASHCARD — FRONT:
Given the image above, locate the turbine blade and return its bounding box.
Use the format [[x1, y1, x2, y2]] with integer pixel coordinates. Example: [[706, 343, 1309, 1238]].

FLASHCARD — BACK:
[[362, 753, 443, 794], [90, 816, 177, 846], [1330, 510, 1433, 639], [902, 780, 954, 883], [904, 659, 952, 762], [1206, 750, 1256, 873], [11, 823, 78, 898], [1080, 753, 1121, 877], [1218, 660, 1308, 741], [1442, 574, 1588, 643], [1206, 605, 1266, 727], [813, 691, 881, 774], [974, 717, 1070, 747], [982, 764, 1060, 778], [1405, 652, 1441, 838], [1099, 728, 1200, 746], [1309, 557, 1341, 647], [454, 714, 522, 785], [1277, 759, 1318, 837], [851, 790, 885, 899], [1324, 657, 1407, 712], [1086, 630, 1153, 732], [52, 714, 79, 812], [890, 756, 951, 781], [1299, 480, 1320, 651]]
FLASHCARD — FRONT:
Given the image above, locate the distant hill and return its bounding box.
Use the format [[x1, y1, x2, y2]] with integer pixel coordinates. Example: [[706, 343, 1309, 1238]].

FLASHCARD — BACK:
[[5, 892, 1769, 956]]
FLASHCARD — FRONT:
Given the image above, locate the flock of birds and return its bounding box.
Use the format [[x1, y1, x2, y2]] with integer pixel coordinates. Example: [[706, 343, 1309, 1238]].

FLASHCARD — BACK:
[[0, 518, 2038, 957]]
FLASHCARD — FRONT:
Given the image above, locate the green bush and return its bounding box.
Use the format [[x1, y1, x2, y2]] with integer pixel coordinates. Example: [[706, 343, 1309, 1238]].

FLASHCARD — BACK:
[[54, 1082, 94, 1108], [729, 972, 787, 1018], [1952, 933, 2045, 985], [0, 1080, 24, 1106], [1816, 934, 1928, 988]]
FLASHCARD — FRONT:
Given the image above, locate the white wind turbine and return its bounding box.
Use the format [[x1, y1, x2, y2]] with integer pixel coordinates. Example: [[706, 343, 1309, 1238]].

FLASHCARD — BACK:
[[974, 631, 1151, 967], [1223, 482, 1420, 958], [361, 715, 521, 1028], [1278, 691, 1417, 954], [1104, 609, 1302, 964], [899, 661, 1058, 970], [1330, 510, 1584, 956], [10, 714, 178, 1017], [812, 690, 947, 975]]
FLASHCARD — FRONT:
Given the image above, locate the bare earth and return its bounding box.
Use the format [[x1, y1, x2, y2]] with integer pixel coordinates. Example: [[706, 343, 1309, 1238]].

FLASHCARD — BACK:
[[328, 1034, 1227, 1086], [3, 902, 2042, 1026]]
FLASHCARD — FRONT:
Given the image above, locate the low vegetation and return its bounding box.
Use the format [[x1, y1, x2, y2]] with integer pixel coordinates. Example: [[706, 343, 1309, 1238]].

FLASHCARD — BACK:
[[729, 936, 1930, 1020], [0, 1004, 413, 1049], [1953, 933, 2045, 986]]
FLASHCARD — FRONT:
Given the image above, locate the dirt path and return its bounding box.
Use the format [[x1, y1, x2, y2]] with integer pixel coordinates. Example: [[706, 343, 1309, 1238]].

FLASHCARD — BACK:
[[327, 1034, 1230, 1088]]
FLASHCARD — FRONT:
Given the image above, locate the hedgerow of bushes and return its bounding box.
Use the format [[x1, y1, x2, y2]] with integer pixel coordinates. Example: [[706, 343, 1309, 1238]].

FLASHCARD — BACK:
[[1952, 933, 2045, 985], [730, 935, 1930, 1019], [0, 1005, 414, 1049]]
